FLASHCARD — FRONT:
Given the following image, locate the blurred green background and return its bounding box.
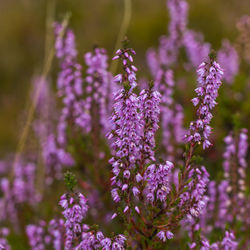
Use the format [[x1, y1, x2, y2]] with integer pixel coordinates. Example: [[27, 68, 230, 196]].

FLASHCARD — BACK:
[[0, 0, 250, 156]]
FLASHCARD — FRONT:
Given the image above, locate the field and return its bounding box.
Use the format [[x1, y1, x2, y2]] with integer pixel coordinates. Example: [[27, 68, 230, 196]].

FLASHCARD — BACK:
[[0, 0, 249, 249]]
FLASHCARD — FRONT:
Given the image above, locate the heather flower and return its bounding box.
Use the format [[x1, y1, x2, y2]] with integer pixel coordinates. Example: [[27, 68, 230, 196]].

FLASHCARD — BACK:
[[216, 180, 231, 228], [108, 45, 145, 212], [166, 231, 174, 239], [76, 231, 126, 249], [42, 134, 74, 185], [54, 23, 89, 145], [84, 47, 113, 134], [157, 231, 166, 242], [180, 166, 210, 218], [156, 0, 188, 66], [146, 49, 160, 77], [113, 47, 138, 90], [12, 161, 39, 204], [48, 219, 65, 250], [59, 192, 88, 249], [0, 160, 40, 228], [218, 40, 239, 84], [139, 87, 161, 162], [156, 230, 174, 242], [148, 66, 185, 161], [185, 57, 223, 149], [199, 180, 217, 234], [108, 88, 143, 205], [221, 129, 248, 224], [0, 228, 10, 250], [26, 221, 48, 250], [0, 178, 18, 227], [183, 31, 211, 68], [221, 231, 238, 250], [144, 161, 174, 203], [200, 238, 210, 250], [167, 0, 188, 42]]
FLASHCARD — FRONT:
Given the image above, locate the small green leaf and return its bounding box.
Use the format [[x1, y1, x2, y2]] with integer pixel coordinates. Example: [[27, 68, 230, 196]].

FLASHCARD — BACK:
[[64, 171, 77, 192]]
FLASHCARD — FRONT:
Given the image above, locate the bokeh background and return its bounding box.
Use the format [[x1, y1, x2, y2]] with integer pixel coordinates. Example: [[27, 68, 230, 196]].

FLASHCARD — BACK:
[[0, 0, 250, 155], [0, 0, 250, 249]]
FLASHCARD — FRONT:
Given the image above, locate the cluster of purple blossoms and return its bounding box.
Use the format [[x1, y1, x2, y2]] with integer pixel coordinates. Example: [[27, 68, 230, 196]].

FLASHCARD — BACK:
[[26, 219, 65, 250], [76, 231, 126, 250], [109, 46, 165, 217], [222, 129, 248, 221], [218, 40, 239, 84], [108, 47, 144, 208], [0, 161, 40, 228], [156, 230, 174, 242], [31, 77, 72, 186], [84, 48, 113, 134], [146, 56, 185, 161], [59, 192, 88, 249], [185, 58, 224, 149], [198, 180, 217, 234], [0, 228, 10, 250], [156, 0, 188, 66], [205, 130, 247, 229], [139, 88, 161, 162], [157, 70, 184, 160], [59, 191, 126, 249], [48, 219, 65, 250], [147, 0, 211, 71], [215, 180, 231, 229], [237, 128, 248, 169], [42, 134, 74, 185], [188, 230, 238, 250], [0, 178, 17, 226], [186, 129, 248, 243], [181, 167, 212, 246], [11, 161, 39, 204], [181, 166, 210, 218], [26, 221, 49, 250], [146, 49, 160, 78], [183, 30, 211, 68], [167, 0, 188, 42], [223, 134, 236, 179], [54, 23, 87, 146], [221, 231, 238, 250], [113, 47, 138, 91], [144, 161, 174, 203], [108, 89, 143, 204]]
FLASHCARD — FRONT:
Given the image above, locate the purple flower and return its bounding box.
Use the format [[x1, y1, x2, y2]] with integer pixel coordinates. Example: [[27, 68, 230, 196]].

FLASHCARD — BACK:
[[218, 40, 239, 84], [221, 231, 238, 250], [54, 23, 90, 144], [183, 30, 211, 68], [185, 58, 223, 149], [84, 48, 114, 134], [0, 228, 10, 250], [144, 161, 173, 203], [139, 88, 161, 163], [166, 231, 174, 239], [157, 231, 166, 242], [59, 192, 88, 249]]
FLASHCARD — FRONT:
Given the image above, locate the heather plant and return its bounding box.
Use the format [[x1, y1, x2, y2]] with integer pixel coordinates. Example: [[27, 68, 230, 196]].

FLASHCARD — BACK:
[[0, 0, 249, 249]]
